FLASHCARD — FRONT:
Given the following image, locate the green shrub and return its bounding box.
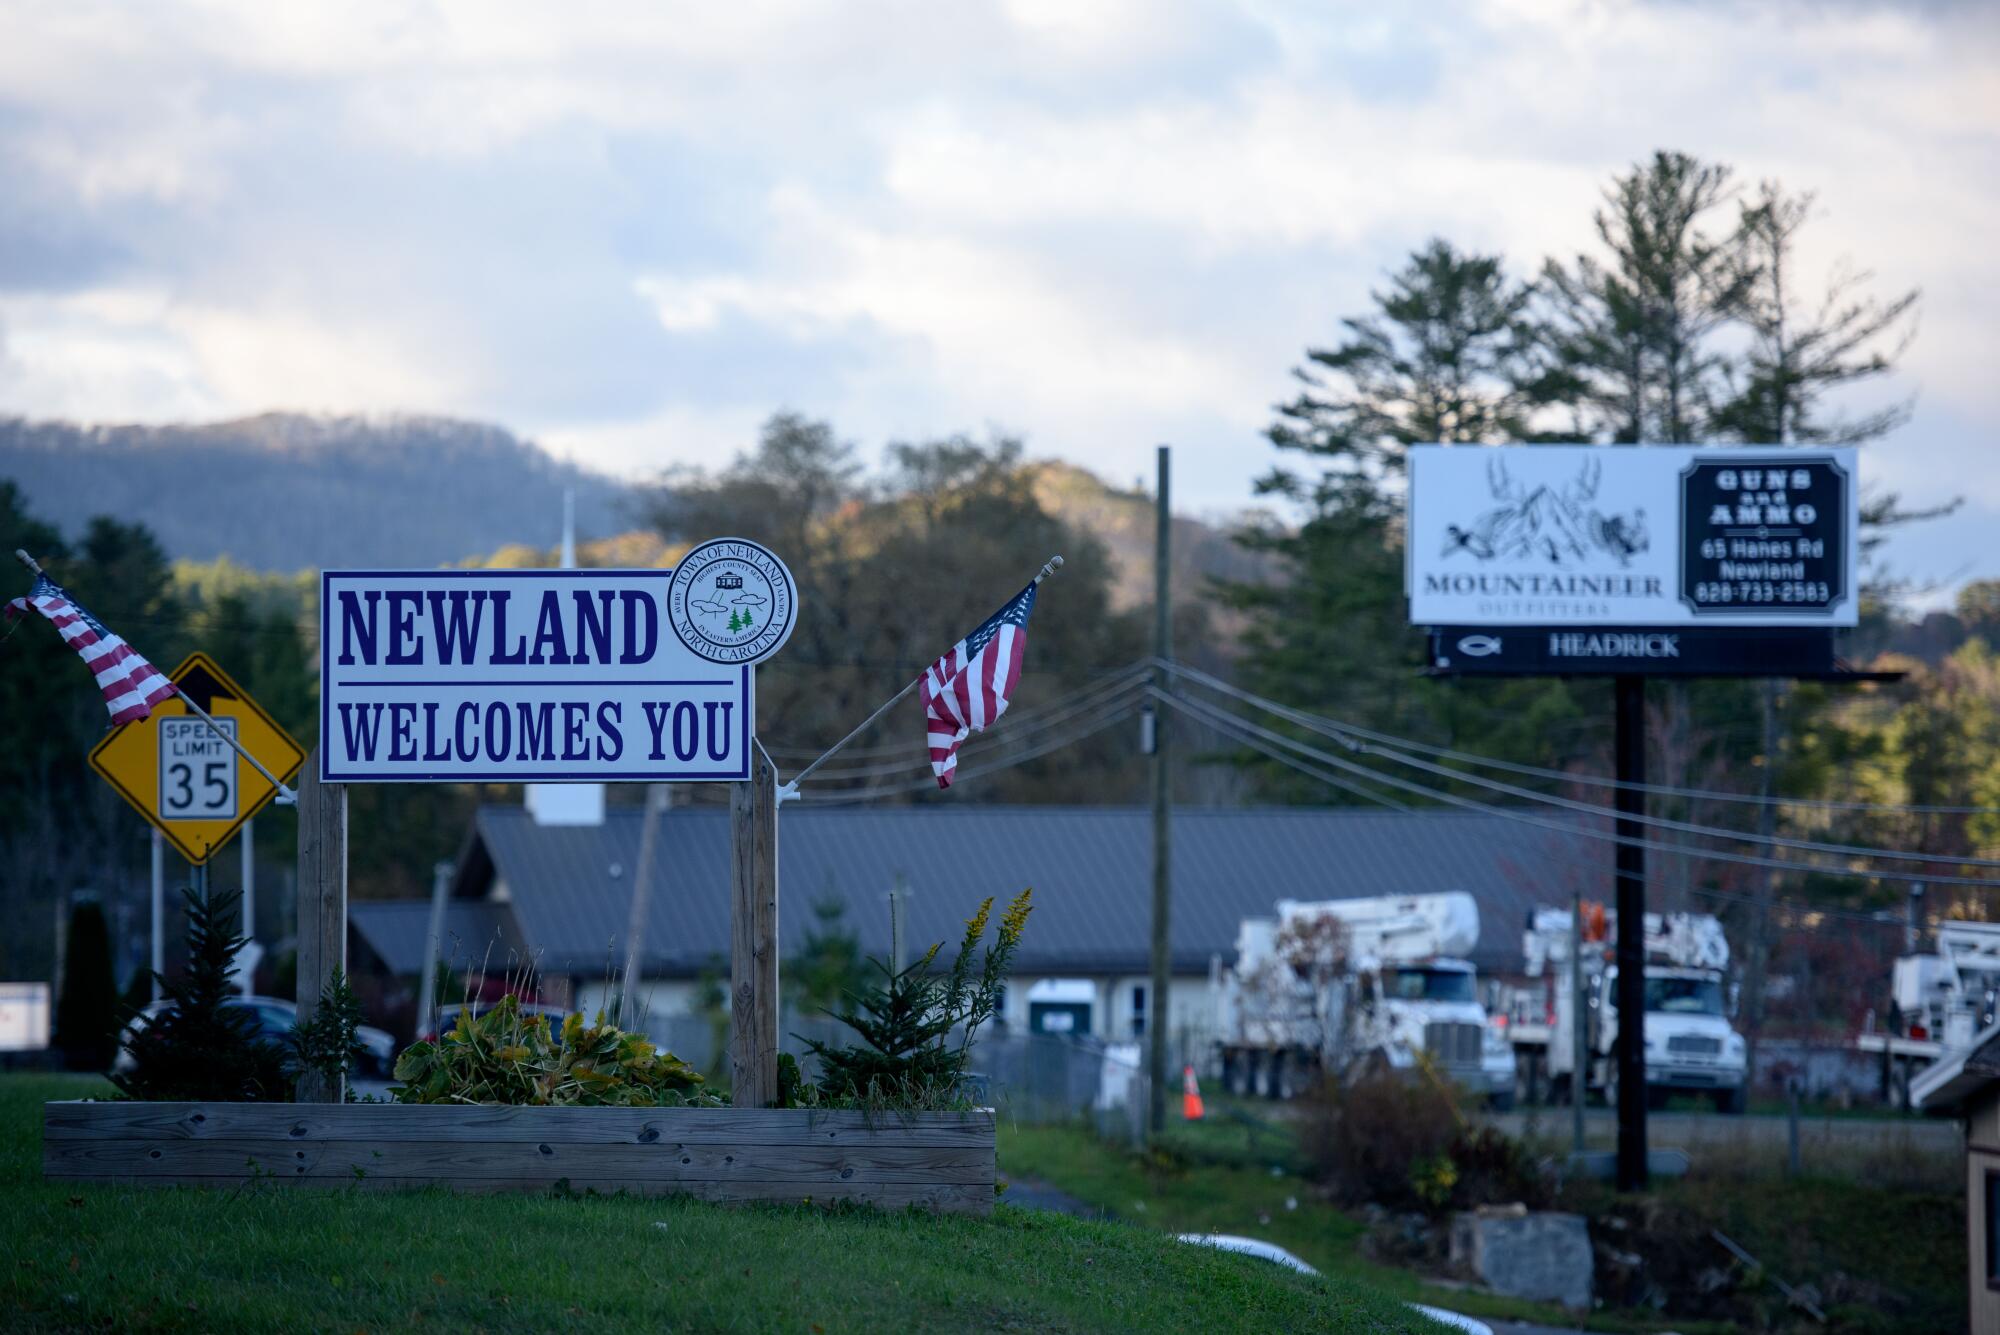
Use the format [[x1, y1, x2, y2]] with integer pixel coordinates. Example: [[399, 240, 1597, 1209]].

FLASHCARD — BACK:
[[804, 888, 1030, 1107], [1301, 1069, 1461, 1209], [1303, 1069, 1549, 1213], [392, 996, 716, 1106], [113, 888, 291, 1102]]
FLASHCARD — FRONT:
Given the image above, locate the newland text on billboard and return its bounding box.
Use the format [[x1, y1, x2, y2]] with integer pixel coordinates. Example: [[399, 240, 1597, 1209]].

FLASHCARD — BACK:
[[320, 540, 795, 783], [1406, 445, 1858, 628]]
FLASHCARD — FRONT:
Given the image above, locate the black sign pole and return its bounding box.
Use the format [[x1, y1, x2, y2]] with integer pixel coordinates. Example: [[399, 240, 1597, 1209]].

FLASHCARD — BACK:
[[1613, 675, 1648, 1191]]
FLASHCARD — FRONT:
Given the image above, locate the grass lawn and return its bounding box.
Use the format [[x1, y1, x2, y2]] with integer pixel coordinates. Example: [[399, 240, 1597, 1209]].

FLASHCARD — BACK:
[[3, 1075, 1439, 1332], [999, 1101, 1962, 1335], [1002, 1115, 1626, 1333]]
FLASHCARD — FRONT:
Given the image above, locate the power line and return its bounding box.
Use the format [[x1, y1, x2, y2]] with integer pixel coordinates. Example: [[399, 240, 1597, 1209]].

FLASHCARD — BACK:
[[1172, 702, 1412, 812], [1170, 687, 1983, 924], [1156, 657, 2000, 817], [766, 664, 1150, 768], [798, 673, 1150, 782], [1161, 664, 2000, 870], [786, 673, 1145, 779], [1152, 687, 2000, 888], [797, 692, 1144, 803]]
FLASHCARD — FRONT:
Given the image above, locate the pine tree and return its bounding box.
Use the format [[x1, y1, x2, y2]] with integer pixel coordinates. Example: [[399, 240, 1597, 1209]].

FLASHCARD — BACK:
[[114, 887, 291, 1102], [1540, 150, 1751, 443], [54, 899, 116, 1071], [1716, 180, 1950, 547], [1268, 237, 1547, 486], [292, 969, 367, 1095], [1223, 240, 1582, 800]]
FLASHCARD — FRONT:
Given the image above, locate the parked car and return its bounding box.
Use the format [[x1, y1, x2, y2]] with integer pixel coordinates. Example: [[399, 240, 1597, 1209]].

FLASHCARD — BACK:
[[112, 994, 396, 1082]]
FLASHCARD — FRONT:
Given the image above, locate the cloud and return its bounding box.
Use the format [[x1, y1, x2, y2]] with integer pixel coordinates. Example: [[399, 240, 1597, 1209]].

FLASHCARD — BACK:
[[730, 592, 768, 607], [0, 0, 1994, 592]]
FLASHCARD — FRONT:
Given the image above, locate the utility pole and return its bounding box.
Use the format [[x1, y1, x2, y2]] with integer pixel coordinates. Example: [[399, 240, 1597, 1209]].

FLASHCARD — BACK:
[[242, 817, 256, 942], [417, 859, 452, 1040], [1571, 891, 1586, 1157], [1613, 675, 1648, 1191], [890, 872, 909, 973], [1744, 680, 1777, 1092], [1148, 444, 1172, 1138], [621, 783, 669, 1030]]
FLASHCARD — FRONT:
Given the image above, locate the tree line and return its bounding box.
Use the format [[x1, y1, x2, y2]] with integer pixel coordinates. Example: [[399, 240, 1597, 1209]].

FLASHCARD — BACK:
[[2, 149, 1993, 1052]]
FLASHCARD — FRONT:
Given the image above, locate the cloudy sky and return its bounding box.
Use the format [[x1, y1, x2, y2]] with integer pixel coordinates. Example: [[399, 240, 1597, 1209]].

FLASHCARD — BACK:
[[1, 1, 1995, 596]]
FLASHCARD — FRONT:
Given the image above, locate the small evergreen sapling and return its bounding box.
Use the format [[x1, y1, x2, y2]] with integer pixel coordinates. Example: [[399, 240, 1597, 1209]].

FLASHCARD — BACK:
[[114, 887, 291, 1102], [806, 888, 1031, 1105], [292, 969, 367, 1098]]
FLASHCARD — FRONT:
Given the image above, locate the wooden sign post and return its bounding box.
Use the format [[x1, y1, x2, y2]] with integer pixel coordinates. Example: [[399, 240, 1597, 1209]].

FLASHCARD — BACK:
[[294, 751, 349, 1103], [730, 744, 779, 1107]]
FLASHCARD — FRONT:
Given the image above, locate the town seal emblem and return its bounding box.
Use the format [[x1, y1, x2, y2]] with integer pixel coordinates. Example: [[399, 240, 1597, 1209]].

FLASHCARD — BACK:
[[666, 537, 797, 666]]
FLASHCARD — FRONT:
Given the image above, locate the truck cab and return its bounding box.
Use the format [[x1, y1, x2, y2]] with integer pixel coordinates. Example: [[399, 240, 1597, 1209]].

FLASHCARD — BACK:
[[1357, 958, 1516, 1105], [1512, 904, 1748, 1113], [1594, 964, 1747, 1112]]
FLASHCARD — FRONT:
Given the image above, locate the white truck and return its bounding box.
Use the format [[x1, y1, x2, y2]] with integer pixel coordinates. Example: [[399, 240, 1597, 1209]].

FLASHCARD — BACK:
[[1504, 905, 1747, 1113], [1855, 917, 2000, 1108], [1211, 892, 1516, 1106]]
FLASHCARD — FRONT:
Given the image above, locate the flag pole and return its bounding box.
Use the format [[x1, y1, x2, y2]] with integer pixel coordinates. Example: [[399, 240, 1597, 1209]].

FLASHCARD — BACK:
[[776, 554, 1063, 802], [12, 548, 298, 806]]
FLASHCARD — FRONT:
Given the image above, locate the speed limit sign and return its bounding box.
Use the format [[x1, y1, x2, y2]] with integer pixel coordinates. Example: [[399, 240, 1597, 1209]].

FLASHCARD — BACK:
[[88, 652, 304, 864], [158, 716, 239, 820]]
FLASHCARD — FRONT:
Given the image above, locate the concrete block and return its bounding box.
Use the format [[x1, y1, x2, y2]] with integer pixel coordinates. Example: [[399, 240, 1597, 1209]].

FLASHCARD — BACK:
[[1450, 1208, 1593, 1311]]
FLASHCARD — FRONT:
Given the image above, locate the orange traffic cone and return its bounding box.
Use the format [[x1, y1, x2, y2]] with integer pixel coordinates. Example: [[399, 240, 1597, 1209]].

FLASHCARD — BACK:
[[1182, 1065, 1205, 1121]]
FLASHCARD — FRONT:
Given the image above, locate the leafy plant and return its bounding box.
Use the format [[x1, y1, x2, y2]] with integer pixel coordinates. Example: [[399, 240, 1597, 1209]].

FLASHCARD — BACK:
[[803, 888, 1030, 1106], [392, 996, 716, 1106], [1305, 1067, 1548, 1214], [113, 887, 291, 1102], [1409, 1153, 1458, 1211], [291, 969, 366, 1097]]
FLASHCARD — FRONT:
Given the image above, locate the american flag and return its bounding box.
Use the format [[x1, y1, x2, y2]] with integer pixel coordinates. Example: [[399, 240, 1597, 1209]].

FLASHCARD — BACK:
[[6, 573, 176, 725], [921, 580, 1038, 789]]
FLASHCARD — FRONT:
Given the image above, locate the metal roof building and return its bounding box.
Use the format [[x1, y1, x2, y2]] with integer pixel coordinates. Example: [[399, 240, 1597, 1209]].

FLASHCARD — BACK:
[[350, 804, 1609, 984]]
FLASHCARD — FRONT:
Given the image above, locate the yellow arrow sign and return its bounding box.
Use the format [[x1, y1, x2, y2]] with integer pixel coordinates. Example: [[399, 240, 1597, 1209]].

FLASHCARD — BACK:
[[87, 652, 307, 866]]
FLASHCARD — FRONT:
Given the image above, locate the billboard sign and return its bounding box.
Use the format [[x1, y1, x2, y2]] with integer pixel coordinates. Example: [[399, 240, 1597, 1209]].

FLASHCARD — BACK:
[[321, 544, 793, 784], [1406, 445, 1857, 627], [1426, 626, 1837, 678]]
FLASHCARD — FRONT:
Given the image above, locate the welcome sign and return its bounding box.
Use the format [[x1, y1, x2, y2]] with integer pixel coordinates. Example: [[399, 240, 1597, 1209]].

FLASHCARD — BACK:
[[1406, 445, 1857, 628], [320, 542, 794, 783]]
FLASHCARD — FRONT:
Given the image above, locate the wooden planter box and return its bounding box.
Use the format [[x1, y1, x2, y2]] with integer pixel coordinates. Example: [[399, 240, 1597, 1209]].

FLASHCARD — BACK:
[[43, 1102, 996, 1215]]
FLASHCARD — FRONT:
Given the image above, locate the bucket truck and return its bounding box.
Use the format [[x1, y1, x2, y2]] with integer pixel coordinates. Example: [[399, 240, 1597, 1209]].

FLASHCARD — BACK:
[[1211, 892, 1516, 1106], [1504, 904, 1747, 1113], [1855, 917, 2000, 1108]]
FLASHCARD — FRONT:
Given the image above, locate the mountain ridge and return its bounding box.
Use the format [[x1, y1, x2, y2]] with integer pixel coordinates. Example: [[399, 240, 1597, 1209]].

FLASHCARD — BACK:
[[0, 412, 1277, 614]]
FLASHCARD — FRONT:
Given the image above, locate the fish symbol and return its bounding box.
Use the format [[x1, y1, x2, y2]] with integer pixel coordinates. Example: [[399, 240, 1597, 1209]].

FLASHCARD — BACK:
[[1455, 635, 1503, 657]]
